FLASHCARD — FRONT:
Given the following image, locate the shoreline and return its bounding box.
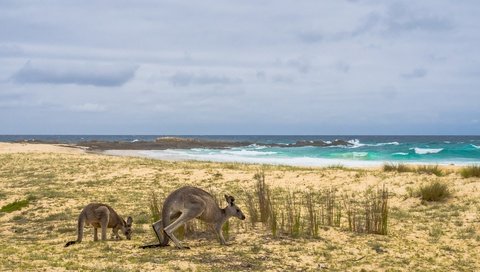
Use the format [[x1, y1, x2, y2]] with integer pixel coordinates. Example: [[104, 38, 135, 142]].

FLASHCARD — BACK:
[[103, 149, 475, 168], [0, 142, 475, 169]]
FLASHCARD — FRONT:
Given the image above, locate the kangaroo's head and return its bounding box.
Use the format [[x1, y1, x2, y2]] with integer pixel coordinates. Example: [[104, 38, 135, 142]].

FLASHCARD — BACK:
[[122, 216, 133, 240], [224, 195, 246, 220]]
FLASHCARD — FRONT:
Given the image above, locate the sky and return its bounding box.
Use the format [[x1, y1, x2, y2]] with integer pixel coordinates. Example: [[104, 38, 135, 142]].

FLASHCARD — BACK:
[[0, 0, 479, 135]]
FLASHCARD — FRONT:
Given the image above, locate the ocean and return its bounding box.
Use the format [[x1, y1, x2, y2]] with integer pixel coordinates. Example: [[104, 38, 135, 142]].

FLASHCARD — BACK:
[[1, 135, 479, 167]]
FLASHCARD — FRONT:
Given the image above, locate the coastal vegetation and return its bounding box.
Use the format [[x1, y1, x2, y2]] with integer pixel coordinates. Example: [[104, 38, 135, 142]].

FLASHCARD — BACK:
[[383, 163, 444, 176], [416, 180, 452, 202], [460, 164, 480, 178], [0, 199, 30, 213], [383, 163, 413, 173], [0, 144, 479, 271]]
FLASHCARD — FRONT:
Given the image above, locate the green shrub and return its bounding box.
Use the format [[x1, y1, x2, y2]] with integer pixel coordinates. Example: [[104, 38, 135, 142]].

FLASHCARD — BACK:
[[416, 165, 444, 177], [460, 165, 480, 178], [383, 163, 412, 173], [0, 199, 30, 213], [325, 164, 347, 170], [417, 181, 451, 202]]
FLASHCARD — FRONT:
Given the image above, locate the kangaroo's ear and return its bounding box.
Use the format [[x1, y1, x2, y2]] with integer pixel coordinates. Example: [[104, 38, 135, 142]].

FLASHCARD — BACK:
[[225, 195, 235, 205], [127, 216, 133, 225]]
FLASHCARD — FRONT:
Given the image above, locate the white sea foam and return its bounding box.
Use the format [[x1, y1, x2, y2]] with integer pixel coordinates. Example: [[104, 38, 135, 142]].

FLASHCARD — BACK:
[[471, 144, 480, 149], [106, 149, 380, 167], [103, 149, 476, 167], [345, 139, 399, 148], [352, 152, 368, 157], [249, 144, 268, 150], [411, 147, 443, 155], [220, 149, 277, 156], [347, 139, 365, 148], [131, 139, 139, 143], [393, 152, 409, 156], [372, 141, 399, 146]]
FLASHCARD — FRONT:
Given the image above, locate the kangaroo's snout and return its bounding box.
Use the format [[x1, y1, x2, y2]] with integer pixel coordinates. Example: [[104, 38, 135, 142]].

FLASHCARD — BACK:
[[241, 215, 246, 220]]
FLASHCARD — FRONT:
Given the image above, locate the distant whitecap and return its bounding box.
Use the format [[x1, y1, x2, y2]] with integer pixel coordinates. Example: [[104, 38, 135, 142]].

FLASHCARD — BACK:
[[411, 147, 443, 155]]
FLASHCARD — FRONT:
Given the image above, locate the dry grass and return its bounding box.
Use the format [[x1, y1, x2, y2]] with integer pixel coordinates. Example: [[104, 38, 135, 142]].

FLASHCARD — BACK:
[[384, 163, 444, 177], [416, 165, 445, 177], [0, 144, 479, 271], [383, 163, 413, 173], [460, 165, 480, 178], [417, 180, 452, 202]]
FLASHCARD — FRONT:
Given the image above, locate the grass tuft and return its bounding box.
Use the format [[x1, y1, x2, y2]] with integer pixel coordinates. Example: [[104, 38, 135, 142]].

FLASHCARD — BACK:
[[149, 191, 161, 223], [1, 199, 30, 213], [325, 164, 347, 170], [415, 165, 444, 176], [254, 171, 271, 224], [383, 163, 412, 173], [417, 180, 451, 202], [460, 165, 480, 178]]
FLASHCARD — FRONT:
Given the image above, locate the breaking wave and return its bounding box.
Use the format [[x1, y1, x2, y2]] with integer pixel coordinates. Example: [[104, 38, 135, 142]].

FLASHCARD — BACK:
[[411, 147, 443, 155], [107, 149, 382, 167], [346, 139, 399, 148], [220, 149, 277, 156]]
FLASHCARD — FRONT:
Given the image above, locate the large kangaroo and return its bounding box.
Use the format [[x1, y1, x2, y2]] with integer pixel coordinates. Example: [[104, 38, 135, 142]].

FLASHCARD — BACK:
[[65, 203, 133, 247], [155, 186, 246, 249]]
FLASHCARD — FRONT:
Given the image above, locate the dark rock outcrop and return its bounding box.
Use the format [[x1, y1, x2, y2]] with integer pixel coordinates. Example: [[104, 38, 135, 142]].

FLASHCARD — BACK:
[[75, 137, 353, 151]]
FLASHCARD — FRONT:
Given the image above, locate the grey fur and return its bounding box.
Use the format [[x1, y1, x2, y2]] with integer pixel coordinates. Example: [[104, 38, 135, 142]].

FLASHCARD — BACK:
[[156, 186, 246, 249], [65, 203, 133, 247]]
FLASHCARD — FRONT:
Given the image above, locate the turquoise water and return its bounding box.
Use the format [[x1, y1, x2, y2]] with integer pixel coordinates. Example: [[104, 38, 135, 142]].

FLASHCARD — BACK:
[[135, 138, 479, 166], [2, 135, 479, 166]]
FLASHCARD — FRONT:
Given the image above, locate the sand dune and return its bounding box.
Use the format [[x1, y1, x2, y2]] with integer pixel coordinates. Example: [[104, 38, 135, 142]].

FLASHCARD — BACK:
[[0, 143, 479, 271]]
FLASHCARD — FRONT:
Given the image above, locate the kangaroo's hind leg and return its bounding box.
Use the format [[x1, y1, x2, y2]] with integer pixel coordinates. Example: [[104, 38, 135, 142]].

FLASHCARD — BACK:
[[163, 204, 204, 249], [77, 213, 86, 243]]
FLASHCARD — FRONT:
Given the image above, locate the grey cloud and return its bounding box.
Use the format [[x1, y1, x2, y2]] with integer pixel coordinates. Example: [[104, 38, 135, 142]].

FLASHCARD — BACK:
[[69, 103, 107, 112], [385, 3, 453, 34], [0, 1, 478, 134], [351, 12, 382, 37], [0, 43, 23, 57], [0, 92, 24, 108], [169, 72, 242, 86], [401, 68, 427, 79], [298, 3, 452, 44], [287, 57, 311, 74], [256, 71, 266, 81], [271, 74, 294, 84], [11, 61, 138, 87], [334, 62, 350, 73], [297, 31, 324, 43]]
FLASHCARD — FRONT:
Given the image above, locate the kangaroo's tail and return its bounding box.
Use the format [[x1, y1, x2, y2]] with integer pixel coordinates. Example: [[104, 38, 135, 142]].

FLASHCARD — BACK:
[[65, 211, 85, 247], [64, 241, 76, 247]]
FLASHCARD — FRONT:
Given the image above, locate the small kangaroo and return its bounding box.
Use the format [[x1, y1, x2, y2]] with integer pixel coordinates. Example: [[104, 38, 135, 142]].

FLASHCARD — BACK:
[[64, 203, 133, 247], [154, 186, 246, 249]]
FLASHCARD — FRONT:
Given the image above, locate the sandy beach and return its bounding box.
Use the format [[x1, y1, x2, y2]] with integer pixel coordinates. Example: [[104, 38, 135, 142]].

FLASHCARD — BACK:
[[0, 143, 479, 271]]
